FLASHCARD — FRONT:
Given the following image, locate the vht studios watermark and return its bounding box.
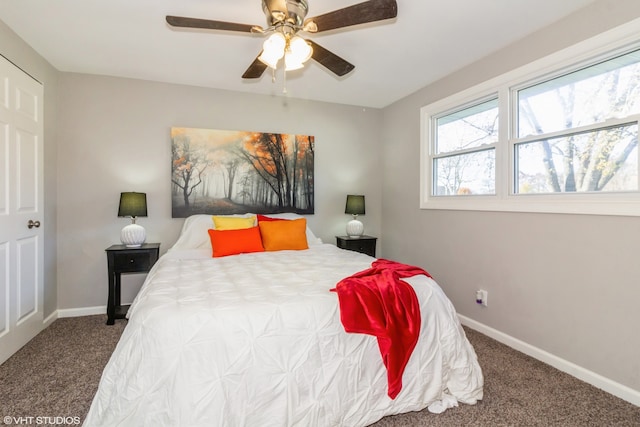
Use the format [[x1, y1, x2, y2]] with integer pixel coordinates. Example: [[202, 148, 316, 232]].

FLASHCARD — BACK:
[[3, 416, 80, 425]]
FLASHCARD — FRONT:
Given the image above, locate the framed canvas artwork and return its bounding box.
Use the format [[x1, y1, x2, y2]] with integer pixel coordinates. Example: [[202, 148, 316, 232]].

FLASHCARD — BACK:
[[171, 127, 314, 217]]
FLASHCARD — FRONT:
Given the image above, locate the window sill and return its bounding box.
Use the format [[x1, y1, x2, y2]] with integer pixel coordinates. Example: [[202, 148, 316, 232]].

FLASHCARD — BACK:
[[420, 194, 640, 217]]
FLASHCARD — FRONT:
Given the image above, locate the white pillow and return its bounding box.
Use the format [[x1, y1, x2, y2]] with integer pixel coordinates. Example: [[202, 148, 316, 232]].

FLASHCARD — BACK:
[[171, 214, 253, 250], [170, 213, 321, 251]]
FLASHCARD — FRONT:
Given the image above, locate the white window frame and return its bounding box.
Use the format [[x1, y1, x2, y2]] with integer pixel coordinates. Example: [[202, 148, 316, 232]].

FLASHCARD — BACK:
[[420, 18, 640, 216]]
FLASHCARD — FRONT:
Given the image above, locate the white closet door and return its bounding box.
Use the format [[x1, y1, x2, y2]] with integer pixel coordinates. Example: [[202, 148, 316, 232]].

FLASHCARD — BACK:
[[0, 54, 44, 365]]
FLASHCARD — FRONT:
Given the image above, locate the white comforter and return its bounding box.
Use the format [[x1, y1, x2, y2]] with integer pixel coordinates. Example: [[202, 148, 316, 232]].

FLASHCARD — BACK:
[[84, 244, 482, 427]]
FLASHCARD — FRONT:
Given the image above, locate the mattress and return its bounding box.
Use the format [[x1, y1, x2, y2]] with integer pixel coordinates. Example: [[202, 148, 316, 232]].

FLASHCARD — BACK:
[[84, 241, 482, 426]]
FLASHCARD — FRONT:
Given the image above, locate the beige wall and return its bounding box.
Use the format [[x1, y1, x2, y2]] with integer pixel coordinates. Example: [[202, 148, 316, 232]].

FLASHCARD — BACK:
[[0, 20, 59, 320], [55, 73, 383, 309], [381, 0, 640, 396]]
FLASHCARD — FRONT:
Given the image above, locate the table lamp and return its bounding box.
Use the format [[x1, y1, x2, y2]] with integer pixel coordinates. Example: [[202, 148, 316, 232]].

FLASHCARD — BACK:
[[118, 192, 147, 247], [345, 195, 365, 238]]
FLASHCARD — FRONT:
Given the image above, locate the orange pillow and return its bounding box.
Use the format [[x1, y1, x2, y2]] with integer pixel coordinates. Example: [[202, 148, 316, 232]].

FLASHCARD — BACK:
[[259, 218, 309, 251], [207, 226, 264, 257]]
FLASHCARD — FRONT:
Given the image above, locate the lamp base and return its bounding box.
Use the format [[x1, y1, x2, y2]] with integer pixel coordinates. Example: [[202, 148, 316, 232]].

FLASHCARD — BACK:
[[346, 219, 364, 238], [121, 223, 146, 248]]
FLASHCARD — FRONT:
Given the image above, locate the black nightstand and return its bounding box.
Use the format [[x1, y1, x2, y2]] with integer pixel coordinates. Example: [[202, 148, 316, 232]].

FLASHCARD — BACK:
[[105, 243, 160, 325], [336, 235, 377, 257]]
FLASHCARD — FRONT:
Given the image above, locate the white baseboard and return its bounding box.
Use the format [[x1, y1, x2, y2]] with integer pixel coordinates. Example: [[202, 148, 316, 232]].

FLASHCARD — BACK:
[[459, 315, 640, 407], [43, 311, 58, 327], [57, 306, 106, 318]]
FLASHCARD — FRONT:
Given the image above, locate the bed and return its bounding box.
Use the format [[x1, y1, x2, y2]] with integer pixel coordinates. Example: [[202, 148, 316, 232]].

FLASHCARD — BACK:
[[84, 214, 483, 426]]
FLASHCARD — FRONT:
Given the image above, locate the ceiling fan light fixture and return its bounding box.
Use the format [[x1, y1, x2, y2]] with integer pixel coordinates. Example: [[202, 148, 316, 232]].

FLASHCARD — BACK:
[[258, 32, 286, 69], [284, 55, 304, 71], [289, 36, 312, 62], [284, 36, 313, 71], [258, 51, 280, 69]]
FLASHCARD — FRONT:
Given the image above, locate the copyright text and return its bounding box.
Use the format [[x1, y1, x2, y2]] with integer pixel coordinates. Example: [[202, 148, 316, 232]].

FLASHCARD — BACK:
[[2, 416, 80, 425]]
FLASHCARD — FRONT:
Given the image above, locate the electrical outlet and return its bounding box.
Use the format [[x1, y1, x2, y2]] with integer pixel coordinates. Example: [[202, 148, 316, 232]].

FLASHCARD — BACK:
[[476, 289, 488, 307]]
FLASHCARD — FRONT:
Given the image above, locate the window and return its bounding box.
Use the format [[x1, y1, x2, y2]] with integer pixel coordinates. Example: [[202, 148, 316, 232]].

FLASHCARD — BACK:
[[420, 22, 640, 216], [515, 50, 640, 194], [433, 98, 498, 196]]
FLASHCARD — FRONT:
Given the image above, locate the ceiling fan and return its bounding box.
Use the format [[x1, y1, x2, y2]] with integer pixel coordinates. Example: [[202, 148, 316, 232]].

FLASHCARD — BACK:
[[166, 0, 398, 79]]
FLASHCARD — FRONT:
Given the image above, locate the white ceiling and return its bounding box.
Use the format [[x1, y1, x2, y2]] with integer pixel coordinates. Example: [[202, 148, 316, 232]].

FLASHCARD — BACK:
[[0, 0, 598, 108]]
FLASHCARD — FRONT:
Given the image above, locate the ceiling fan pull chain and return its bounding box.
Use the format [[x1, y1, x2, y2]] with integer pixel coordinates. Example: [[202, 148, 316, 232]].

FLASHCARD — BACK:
[[282, 67, 288, 94]]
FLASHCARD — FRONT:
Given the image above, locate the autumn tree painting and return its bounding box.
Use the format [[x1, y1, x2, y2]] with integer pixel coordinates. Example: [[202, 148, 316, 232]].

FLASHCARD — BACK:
[[171, 127, 314, 217]]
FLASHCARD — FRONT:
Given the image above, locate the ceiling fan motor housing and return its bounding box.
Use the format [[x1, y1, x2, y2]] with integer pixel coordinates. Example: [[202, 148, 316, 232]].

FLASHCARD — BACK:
[[262, 0, 309, 30]]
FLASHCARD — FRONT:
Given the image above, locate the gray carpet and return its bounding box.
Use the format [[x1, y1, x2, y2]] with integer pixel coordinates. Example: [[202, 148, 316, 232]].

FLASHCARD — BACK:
[[0, 315, 638, 426]]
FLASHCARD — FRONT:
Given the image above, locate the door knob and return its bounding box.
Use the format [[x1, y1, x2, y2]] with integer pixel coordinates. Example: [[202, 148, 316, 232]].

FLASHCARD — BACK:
[[28, 220, 41, 229]]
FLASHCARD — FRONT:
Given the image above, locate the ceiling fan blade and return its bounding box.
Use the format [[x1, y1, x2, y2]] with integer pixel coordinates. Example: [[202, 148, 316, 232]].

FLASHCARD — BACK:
[[307, 40, 354, 77], [242, 55, 269, 79], [304, 0, 397, 33], [166, 16, 257, 33]]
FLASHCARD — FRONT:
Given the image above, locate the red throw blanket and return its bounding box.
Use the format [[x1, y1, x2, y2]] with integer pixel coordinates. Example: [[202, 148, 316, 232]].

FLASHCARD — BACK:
[[331, 259, 431, 399]]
